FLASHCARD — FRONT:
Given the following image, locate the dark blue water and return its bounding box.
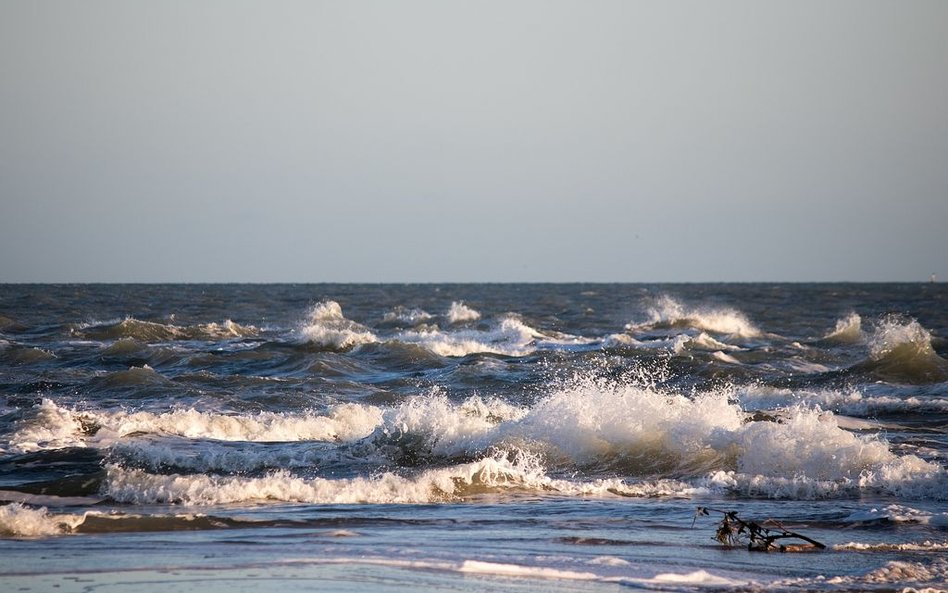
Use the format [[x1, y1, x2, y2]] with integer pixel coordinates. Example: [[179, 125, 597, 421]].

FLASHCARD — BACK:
[[1, 284, 946, 591]]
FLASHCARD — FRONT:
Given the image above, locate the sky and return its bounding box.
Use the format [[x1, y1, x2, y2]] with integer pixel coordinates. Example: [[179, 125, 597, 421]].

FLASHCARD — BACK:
[[1, 1, 946, 283]]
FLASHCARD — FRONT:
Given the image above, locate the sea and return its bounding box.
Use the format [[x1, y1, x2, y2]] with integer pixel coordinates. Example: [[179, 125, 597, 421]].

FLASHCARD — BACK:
[[1, 283, 946, 592]]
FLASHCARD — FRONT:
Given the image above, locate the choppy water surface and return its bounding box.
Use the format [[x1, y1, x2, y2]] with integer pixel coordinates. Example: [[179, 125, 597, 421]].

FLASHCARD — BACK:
[[1, 284, 946, 592]]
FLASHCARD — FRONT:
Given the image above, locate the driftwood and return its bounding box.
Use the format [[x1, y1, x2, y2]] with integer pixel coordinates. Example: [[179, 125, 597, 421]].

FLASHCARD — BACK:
[[693, 507, 825, 552]]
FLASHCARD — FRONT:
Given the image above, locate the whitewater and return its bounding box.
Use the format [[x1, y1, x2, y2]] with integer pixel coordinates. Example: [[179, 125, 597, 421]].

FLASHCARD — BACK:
[[1, 283, 946, 592]]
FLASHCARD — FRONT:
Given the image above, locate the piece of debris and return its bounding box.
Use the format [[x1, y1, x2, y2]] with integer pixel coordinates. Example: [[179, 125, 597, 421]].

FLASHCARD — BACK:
[[693, 507, 826, 552]]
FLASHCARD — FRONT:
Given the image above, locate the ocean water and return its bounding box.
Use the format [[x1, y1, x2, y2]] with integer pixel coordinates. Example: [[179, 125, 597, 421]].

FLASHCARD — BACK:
[[1, 283, 946, 592]]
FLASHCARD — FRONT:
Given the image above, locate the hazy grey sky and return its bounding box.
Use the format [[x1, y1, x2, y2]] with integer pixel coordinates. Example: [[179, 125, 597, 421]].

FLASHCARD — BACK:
[[2, 1, 946, 282]]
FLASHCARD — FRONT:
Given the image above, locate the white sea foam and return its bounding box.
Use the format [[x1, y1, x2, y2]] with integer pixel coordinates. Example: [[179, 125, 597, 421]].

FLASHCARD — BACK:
[[514, 381, 942, 499], [111, 438, 379, 475], [827, 558, 948, 588], [843, 504, 948, 526], [16, 377, 947, 502], [101, 380, 916, 501], [8, 399, 383, 454], [8, 399, 93, 453], [701, 404, 946, 499], [737, 406, 908, 480], [603, 332, 743, 355], [835, 540, 948, 552], [600, 333, 644, 349], [299, 301, 378, 349], [630, 295, 761, 338], [103, 452, 552, 505], [458, 560, 598, 580], [862, 316, 948, 383], [0, 503, 86, 537], [506, 378, 744, 472], [736, 385, 948, 416], [198, 319, 257, 338], [445, 301, 481, 324], [396, 317, 544, 357], [382, 307, 433, 325], [284, 555, 753, 590], [75, 317, 258, 341], [686, 332, 742, 352], [300, 301, 554, 355], [588, 556, 631, 567], [824, 312, 865, 343], [711, 351, 742, 364], [102, 455, 706, 506], [379, 394, 527, 457], [647, 570, 747, 587], [869, 316, 940, 361]]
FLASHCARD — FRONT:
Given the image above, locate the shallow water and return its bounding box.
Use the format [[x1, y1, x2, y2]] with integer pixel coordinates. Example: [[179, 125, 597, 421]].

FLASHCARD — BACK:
[[1, 284, 946, 591]]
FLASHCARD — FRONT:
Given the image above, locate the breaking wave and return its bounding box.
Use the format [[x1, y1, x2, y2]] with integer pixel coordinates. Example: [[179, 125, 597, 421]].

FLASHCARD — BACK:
[[737, 385, 948, 417], [7, 399, 383, 454], [823, 312, 865, 344], [0, 503, 86, 537], [103, 453, 550, 505], [821, 558, 948, 589], [864, 316, 948, 383], [445, 301, 481, 324], [382, 307, 434, 326], [299, 301, 379, 349], [842, 504, 948, 527], [299, 301, 579, 357], [628, 296, 760, 338], [18, 375, 945, 503], [0, 504, 319, 537], [835, 541, 948, 552], [395, 317, 552, 357], [602, 331, 743, 356], [74, 318, 258, 342]]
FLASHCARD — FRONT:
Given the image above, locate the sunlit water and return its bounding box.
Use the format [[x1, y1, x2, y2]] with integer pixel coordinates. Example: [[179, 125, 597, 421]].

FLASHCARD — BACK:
[[1, 284, 946, 592]]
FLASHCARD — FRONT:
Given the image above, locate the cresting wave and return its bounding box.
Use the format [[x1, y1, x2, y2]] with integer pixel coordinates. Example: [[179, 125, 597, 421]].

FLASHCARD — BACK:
[[73, 317, 258, 342], [736, 385, 948, 416], [843, 504, 948, 527], [446, 301, 481, 324], [835, 541, 948, 552], [299, 301, 379, 349], [0, 503, 311, 537], [628, 296, 761, 338], [13, 377, 946, 503], [0, 503, 86, 537], [298, 300, 586, 356], [279, 557, 749, 589], [4, 283, 947, 593], [865, 315, 948, 383], [7, 398, 383, 454], [823, 312, 865, 344]]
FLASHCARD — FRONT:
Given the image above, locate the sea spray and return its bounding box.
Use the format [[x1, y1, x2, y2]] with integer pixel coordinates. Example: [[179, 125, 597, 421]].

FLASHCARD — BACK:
[[300, 301, 379, 349], [631, 295, 761, 338]]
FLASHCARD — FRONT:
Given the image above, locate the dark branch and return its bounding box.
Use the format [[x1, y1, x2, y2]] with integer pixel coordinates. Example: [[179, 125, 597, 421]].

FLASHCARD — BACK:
[[693, 507, 825, 552]]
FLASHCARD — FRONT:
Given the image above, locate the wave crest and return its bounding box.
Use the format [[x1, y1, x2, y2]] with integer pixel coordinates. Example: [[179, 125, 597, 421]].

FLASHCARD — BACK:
[[14, 377, 947, 501], [445, 301, 481, 324], [75, 318, 258, 342], [631, 296, 760, 338], [299, 301, 378, 349], [7, 399, 383, 454], [103, 452, 550, 505], [865, 316, 948, 383], [823, 312, 865, 344], [0, 503, 86, 537], [382, 307, 434, 326], [396, 318, 545, 357]]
